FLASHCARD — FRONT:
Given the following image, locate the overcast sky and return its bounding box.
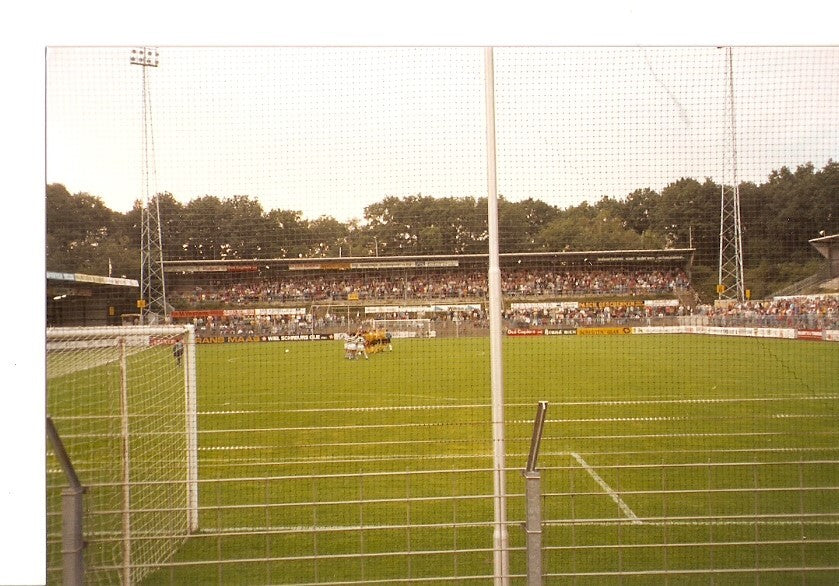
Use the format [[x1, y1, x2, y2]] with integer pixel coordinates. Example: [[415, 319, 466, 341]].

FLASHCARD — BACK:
[[46, 45, 838, 222]]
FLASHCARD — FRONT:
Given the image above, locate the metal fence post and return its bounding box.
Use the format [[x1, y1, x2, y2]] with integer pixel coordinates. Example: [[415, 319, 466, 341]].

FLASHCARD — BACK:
[[523, 470, 543, 585], [47, 417, 86, 586], [61, 486, 85, 586], [523, 401, 548, 586]]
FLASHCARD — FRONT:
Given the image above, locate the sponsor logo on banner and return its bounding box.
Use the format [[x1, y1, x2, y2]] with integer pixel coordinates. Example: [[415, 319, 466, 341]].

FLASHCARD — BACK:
[[164, 265, 226, 273], [268, 334, 335, 342], [506, 328, 544, 336], [577, 327, 633, 335], [544, 328, 577, 335], [171, 310, 225, 319], [350, 260, 459, 270], [579, 301, 644, 309], [594, 254, 686, 263], [171, 307, 309, 318], [429, 304, 482, 312], [632, 326, 683, 334], [417, 260, 459, 267], [227, 265, 258, 272], [254, 307, 307, 316], [643, 299, 680, 307], [366, 306, 405, 314], [796, 330, 824, 341], [196, 337, 228, 344], [366, 304, 478, 314], [196, 336, 267, 343], [226, 336, 265, 343], [222, 309, 254, 317], [511, 301, 579, 310], [350, 261, 417, 269], [289, 263, 325, 271]]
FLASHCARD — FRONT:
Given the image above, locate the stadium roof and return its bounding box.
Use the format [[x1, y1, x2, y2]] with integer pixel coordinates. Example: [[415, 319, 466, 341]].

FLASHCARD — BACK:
[[809, 233, 839, 246], [809, 234, 839, 278], [47, 271, 139, 288], [162, 248, 696, 269]]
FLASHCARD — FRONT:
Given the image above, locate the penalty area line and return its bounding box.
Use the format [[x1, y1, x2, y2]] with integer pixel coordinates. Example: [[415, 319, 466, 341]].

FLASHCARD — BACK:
[[571, 452, 642, 525]]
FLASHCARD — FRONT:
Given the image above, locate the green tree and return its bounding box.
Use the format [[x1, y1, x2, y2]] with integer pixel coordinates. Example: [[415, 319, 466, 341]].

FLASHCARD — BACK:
[[307, 216, 350, 257], [181, 196, 224, 260], [46, 183, 128, 274], [498, 198, 530, 253], [620, 188, 660, 235], [149, 192, 186, 260], [218, 195, 269, 259], [535, 203, 649, 251], [264, 208, 308, 258], [363, 195, 485, 255]]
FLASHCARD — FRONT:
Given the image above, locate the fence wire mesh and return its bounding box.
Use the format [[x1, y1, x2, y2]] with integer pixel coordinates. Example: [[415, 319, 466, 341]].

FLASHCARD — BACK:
[[45, 46, 838, 584]]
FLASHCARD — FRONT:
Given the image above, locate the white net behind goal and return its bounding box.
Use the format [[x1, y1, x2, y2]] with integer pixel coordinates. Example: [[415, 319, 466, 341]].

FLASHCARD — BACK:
[[46, 326, 198, 585], [371, 318, 434, 338]]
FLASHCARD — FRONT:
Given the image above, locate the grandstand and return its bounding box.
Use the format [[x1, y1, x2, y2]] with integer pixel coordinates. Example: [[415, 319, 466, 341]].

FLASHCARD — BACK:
[[809, 233, 839, 291], [46, 272, 140, 327], [165, 248, 696, 333]]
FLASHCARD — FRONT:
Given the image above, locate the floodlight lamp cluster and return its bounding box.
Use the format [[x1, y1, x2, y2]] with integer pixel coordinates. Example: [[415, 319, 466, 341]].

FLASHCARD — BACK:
[[130, 47, 159, 67]]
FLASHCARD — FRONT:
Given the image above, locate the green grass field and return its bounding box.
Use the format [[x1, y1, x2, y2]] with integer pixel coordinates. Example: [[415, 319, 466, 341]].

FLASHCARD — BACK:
[[49, 334, 839, 584]]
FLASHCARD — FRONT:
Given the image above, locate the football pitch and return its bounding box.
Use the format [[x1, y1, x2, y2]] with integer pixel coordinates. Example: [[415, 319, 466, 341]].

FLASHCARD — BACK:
[[53, 334, 839, 584]]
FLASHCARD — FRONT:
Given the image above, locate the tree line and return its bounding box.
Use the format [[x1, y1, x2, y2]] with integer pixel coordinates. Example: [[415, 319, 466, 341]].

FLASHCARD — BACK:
[[46, 160, 837, 300]]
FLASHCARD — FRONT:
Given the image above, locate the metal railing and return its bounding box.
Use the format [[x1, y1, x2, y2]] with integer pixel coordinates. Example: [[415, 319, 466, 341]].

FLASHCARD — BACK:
[[46, 417, 85, 586]]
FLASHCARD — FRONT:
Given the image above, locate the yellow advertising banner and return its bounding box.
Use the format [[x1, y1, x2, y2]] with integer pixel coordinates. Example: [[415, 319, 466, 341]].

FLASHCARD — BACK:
[[577, 327, 633, 336]]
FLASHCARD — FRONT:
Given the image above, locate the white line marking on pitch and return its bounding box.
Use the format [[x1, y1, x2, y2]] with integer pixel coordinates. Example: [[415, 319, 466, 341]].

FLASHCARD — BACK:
[[570, 452, 642, 525], [201, 520, 839, 534]]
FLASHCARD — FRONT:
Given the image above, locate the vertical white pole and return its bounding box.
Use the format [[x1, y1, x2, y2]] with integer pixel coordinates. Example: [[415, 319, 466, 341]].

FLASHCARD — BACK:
[[484, 46, 510, 585], [183, 325, 199, 532], [119, 338, 132, 585]]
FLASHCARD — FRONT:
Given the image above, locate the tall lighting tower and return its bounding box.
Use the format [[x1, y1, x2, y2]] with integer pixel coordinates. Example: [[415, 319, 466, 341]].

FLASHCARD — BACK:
[[130, 47, 168, 324], [718, 47, 746, 303]]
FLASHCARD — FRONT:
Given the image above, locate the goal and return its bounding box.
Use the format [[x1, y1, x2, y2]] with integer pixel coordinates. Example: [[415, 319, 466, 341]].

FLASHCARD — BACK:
[[371, 318, 435, 338], [46, 325, 198, 585]]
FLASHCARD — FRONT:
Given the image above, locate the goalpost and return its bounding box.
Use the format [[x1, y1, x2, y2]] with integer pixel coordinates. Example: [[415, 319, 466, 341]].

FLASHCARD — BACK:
[[46, 325, 198, 585]]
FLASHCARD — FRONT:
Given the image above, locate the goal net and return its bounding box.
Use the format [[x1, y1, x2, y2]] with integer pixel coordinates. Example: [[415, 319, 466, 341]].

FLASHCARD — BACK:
[[371, 318, 434, 338], [46, 325, 198, 585]]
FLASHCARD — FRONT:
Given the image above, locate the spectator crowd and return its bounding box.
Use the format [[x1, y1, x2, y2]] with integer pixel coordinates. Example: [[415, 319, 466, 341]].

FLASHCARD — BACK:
[[503, 296, 839, 330], [167, 267, 837, 334], [695, 297, 839, 330], [181, 295, 838, 337], [169, 268, 691, 307]]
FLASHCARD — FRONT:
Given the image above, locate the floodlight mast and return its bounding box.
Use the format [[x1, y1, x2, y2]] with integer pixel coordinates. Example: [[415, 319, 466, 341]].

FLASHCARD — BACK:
[[718, 47, 746, 303], [131, 47, 168, 324]]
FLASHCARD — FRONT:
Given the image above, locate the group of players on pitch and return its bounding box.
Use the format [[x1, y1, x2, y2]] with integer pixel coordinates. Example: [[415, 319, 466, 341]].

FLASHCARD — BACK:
[[344, 329, 393, 360]]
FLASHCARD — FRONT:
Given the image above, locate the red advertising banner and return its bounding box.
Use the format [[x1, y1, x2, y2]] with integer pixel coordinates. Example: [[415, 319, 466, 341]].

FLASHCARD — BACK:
[[171, 309, 225, 319], [796, 330, 824, 340], [506, 328, 544, 336]]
